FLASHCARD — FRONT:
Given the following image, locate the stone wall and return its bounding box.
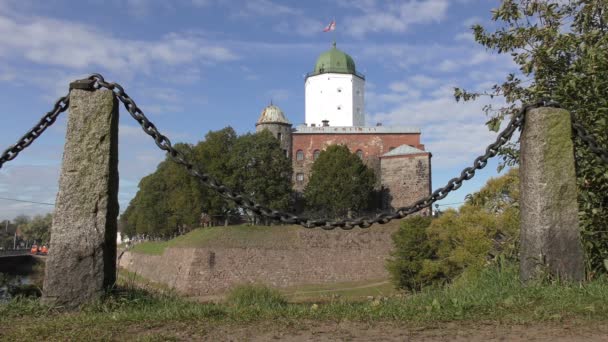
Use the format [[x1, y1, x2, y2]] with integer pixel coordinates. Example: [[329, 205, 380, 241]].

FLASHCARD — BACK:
[[119, 226, 398, 296], [256, 123, 293, 159], [380, 154, 432, 213]]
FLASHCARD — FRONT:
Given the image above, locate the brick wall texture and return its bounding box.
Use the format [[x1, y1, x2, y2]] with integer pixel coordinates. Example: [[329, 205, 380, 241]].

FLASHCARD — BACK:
[[119, 226, 398, 296], [291, 132, 431, 210]]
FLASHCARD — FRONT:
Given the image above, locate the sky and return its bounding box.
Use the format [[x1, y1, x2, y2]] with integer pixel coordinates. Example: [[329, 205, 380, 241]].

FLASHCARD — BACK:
[[0, 0, 521, 220]]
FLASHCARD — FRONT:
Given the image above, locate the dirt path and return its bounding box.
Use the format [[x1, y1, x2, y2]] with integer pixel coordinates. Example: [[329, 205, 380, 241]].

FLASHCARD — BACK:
[[136, 320, 608, 341]]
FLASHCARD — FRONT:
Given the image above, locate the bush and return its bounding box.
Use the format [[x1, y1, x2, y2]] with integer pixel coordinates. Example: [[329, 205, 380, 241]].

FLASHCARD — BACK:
[[226, 284, 287, 309], [386, 216, 435, 291], [387, 169, 520, 291]]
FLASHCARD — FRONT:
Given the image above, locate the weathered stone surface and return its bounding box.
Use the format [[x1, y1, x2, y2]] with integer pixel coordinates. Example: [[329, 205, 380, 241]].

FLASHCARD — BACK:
[[119, 226, 398, 296], [42, 89, 119, 307], [520, 107, 584, 282], [380, 154, 432, 214]]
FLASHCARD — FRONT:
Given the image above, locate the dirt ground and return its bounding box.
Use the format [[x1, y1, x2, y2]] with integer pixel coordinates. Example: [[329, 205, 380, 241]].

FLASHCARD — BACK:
[[135, 320, 608, 341]]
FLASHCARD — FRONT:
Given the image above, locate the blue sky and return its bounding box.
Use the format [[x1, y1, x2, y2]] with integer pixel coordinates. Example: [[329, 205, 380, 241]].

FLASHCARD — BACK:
[[0, 0, 520, 220]]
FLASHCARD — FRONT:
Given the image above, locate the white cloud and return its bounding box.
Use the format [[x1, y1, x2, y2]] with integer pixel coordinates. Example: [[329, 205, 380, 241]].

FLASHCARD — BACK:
[[233, 0, 299, 17], [343, 0, 450, 37], [368, 82, 506, 169], [0, 14, 238, 74]]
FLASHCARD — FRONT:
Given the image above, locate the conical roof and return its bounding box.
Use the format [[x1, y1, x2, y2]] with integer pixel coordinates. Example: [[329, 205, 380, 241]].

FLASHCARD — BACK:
[[256, 104, 291, 125]]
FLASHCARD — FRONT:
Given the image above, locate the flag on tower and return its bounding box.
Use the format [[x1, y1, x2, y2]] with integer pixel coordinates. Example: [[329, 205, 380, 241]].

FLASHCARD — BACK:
[[323, 20, 336, 32]]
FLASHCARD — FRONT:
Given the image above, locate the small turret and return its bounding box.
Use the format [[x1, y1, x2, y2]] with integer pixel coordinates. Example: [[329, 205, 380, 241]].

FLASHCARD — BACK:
[[256, 103, 293, 159]]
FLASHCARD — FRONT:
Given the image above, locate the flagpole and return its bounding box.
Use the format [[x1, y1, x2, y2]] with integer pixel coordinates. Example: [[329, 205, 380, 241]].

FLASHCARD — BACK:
[[333, 17, 336, 46]]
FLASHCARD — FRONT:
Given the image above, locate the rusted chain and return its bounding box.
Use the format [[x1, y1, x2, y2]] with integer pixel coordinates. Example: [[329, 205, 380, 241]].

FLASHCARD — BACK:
[[0, 95, 69, 170]]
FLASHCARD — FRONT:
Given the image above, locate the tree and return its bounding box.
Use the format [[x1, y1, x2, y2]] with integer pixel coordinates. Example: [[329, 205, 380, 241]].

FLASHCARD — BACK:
[[304, 145, 375, 217], [21, 213, 52, 244], [228, 130, 292, 224], [191, 127, 238, 226], [455, 0, 608, 276], [387, 169, 520, 290], [121, 143, 205, 238]]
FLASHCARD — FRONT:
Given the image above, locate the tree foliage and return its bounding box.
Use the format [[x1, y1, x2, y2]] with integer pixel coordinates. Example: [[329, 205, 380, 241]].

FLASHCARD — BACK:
[[455, 0, 608, 276], [120, 127, 292, 237], [388, 169, 520, 290], [304, 145, 376, 217], [228, 130, 292, 224]]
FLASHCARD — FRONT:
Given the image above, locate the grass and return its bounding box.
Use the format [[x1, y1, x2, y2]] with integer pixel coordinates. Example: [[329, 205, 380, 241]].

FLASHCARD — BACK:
[[281, 279, 398, 302], [2, 264, 608, 340], [127, 224, 311, 255]]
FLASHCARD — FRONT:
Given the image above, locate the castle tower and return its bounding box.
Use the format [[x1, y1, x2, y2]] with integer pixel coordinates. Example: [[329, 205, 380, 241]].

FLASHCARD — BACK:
[[256, 103, 293, 159], [305, 42, 365, 127]]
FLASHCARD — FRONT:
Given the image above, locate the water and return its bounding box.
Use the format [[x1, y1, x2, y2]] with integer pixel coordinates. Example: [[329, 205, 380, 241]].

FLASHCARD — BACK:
[[0, 256, 44, 302]]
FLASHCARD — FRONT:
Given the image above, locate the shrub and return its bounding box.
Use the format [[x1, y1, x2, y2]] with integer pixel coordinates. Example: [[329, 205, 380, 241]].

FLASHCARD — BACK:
[[386, 216, 435, 291], [226, 284, 287, 309], [387, 169, 520, 291]]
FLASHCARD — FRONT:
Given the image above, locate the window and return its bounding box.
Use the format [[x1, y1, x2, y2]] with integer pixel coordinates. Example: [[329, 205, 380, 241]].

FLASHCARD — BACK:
[[296, 150, 304, 161], [284, 149, 288, 157], [296, 173, 304, 182], [313, 149, 320, 160], [278, 133, 282, 141], [356, 150, 363, 159]]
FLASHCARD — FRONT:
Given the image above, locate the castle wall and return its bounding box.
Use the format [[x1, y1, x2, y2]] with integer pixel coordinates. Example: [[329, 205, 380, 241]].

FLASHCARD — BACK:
[[256, 123, 293, 159], [380, 154, 432, 214], [119, 226, 398, 296], [291, 132, 423, 192]]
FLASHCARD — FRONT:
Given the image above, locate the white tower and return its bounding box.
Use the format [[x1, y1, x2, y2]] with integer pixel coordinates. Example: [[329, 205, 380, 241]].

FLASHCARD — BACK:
[[305, 42, 365, 127]]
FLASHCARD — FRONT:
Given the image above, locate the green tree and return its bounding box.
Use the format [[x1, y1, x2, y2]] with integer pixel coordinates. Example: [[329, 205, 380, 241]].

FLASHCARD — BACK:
[[388, 169, 520, 290], [192, 127, 238, 226], [121, 143, 205, 238], [455, 0, 608, 276], [228, 130, 292, 224], [21, 213, 52, 244], [304, 145, 375, 217]]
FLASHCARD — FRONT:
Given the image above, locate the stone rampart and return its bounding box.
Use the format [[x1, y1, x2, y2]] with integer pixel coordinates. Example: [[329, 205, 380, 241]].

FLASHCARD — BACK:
[[119, 226, 397, 296]]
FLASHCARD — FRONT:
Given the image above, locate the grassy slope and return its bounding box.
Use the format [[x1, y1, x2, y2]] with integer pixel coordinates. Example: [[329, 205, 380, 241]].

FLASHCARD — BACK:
[[1, 265, 608, 340], [129, 225, 306, 255]]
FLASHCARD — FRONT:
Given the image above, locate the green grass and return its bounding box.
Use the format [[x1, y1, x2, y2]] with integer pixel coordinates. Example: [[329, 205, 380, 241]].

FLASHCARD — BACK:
[[282, 279, 398, 302], [128, 225, 305, 255], [2, 264, 608, 340], [226, 285, 287, 309]]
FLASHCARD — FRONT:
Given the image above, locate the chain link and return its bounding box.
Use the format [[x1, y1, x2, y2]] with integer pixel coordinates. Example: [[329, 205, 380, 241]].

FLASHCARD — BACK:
[[0, 94, 70, 170], [88, 74, 557, 229], [571, 117, 608, 164]]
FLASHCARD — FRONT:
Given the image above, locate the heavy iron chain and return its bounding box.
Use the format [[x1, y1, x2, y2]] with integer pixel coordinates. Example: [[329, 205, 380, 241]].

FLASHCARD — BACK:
[[571, 117, 608, 164], [0, 95, 70, 170], [85, 74, 560, 230]]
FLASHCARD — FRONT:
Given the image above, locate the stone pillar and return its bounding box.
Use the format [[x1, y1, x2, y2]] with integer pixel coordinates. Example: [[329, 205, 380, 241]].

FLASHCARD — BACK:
[[520, 107, 584, 283], [42, 86, 119, 308]]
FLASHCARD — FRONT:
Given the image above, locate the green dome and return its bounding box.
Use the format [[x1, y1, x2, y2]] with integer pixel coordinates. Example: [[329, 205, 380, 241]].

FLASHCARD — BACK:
[[312, 42, 357, 76]]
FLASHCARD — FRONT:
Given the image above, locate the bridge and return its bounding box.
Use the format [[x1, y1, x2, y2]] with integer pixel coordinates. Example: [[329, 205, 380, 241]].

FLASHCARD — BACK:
[[0, 249, 31, 258]]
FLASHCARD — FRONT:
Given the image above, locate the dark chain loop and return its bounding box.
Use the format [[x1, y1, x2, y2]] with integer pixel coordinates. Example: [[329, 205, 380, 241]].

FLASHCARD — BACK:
[[87, 74, 555, 229], [571, 117, 608, 164], [0, 94, 70, 170]]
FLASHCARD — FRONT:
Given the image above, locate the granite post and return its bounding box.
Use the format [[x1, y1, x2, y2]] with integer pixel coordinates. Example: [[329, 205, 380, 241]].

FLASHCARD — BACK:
[[519, 107, 584, 283], [42, 86, 119, 308]]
